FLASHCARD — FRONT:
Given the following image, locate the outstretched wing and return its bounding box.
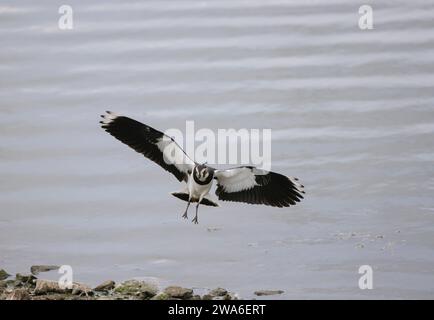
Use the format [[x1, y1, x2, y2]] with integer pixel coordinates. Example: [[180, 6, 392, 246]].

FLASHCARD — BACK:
[[214, 166, 304, 207], [100, 111, 195, 182]]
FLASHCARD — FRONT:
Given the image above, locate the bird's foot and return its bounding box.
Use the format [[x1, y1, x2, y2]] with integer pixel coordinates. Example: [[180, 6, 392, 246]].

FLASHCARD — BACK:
[[192, 216, 199, 224], [182, 212, 188, 219]]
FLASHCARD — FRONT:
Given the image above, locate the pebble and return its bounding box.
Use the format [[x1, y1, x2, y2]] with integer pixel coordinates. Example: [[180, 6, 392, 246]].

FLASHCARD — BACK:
[[7, 289, 31, 300], [164, 286, 193, 299], [0, 269, 11, 281], [30, 265, 60, 275], [94, 280, 115, 292], [254, 290, 284, 296]]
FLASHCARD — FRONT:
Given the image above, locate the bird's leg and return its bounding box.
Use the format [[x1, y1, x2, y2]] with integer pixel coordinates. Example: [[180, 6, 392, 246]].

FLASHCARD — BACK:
[[182, 200, 191, 219], [192, 203, 200, 224]]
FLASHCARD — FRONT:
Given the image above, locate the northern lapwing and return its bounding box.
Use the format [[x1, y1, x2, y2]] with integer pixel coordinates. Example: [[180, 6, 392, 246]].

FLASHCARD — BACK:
[[100, 111, 305, 224]]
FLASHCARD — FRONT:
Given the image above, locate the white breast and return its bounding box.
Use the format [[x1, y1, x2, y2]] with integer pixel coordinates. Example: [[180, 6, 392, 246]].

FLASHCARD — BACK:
[[188, 174, 213, 202]]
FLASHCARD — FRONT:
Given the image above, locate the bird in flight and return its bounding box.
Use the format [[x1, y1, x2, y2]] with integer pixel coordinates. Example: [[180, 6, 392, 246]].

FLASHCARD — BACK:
[[100, 111, 305, 224]]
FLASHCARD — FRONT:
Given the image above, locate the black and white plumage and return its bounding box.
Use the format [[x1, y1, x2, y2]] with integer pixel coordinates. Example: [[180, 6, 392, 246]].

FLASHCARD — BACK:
[[100, 111, 305, 224]]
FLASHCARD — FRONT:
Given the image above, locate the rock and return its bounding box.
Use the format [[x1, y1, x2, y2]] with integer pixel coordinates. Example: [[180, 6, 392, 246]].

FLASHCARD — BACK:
[[30, 265, 60, 275], [113, 295, 141, 301], [0, 269, 11, 280], [33, 279, 92, 297], [16, 273, 37, 284], [96, 296, 119, 300], [210, 287, 228, 297], [114, 280, 158, 299], [254, 290, 284, 296], [228, 293, 239, 300], [151, 292, 170, 300], [4, 279, 16, 287], [190, 295, 202, 300], [94, 280, 115, 292], [71, 283, 92, 296], [6, 288, 31, 300], [96, 296, 117, 300], [32, 293, 92, 301], [34, 279, 66, 295], [164, 286, 193, 300], [203, 289, 236, 300], [0, 281, 8, 297]]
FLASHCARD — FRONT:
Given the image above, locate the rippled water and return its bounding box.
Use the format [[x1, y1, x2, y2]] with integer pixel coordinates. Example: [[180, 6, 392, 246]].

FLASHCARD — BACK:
[[1, 0, 434, 299]]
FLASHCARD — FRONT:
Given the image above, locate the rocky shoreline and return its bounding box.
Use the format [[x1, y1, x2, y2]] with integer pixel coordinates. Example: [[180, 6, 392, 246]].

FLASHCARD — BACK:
[[0, 268, 237, 300], [1, 267, 285, 300]]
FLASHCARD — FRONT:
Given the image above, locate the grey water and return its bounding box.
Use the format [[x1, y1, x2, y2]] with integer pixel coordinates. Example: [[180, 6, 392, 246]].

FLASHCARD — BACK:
[[1, 0, 434, 299]]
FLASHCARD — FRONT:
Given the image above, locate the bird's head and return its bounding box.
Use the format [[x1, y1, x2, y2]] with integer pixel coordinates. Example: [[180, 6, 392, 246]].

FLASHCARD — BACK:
[[193, 164, 212, 183]]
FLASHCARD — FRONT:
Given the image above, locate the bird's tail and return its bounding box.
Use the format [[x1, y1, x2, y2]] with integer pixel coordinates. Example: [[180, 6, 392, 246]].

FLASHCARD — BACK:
[[171, 192, 219, 207]]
